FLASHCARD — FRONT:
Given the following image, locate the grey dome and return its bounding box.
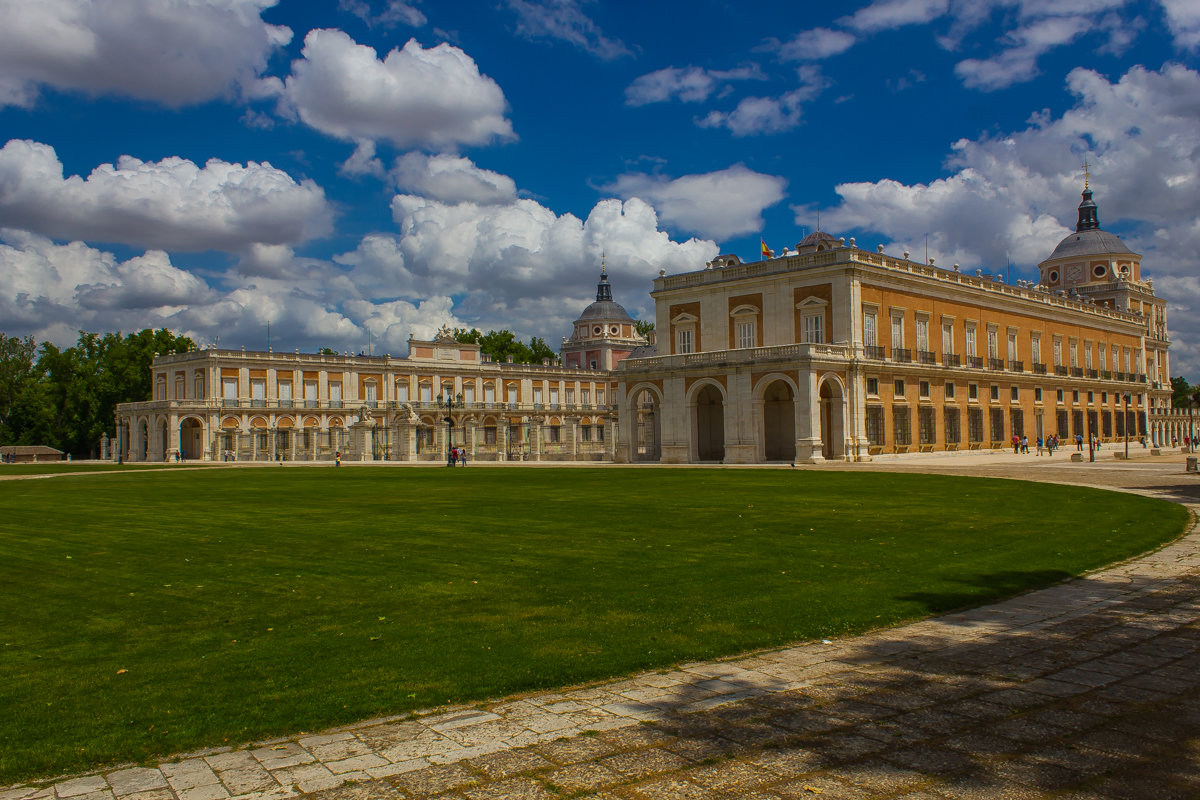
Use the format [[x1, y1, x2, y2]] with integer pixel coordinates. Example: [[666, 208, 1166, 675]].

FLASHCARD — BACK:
[[1045, 228, 1136, 262], [798, 230, 839, 248], [576, 299, 635, 324]]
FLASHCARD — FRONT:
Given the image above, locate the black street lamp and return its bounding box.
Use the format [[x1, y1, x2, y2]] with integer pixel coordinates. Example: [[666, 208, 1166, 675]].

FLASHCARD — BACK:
[[437, 391, 463, 467], [1087, 404, 1094, 463], [1123, 392, 1131, 460]]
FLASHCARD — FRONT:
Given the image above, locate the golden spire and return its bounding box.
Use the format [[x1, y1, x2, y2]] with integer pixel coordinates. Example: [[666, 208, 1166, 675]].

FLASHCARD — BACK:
[[1082, 157, 1090, 190]]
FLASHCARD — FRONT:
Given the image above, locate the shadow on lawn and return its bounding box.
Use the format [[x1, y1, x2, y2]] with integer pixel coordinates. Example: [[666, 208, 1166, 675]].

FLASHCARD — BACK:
[[609, 571, 1200, 798], [896, 569, 1074, 617]]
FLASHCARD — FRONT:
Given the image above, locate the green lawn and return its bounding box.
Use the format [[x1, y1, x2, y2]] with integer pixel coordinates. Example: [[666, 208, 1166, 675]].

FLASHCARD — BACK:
[[0, 467, 1188, 784], [0, 463, 212, 476]]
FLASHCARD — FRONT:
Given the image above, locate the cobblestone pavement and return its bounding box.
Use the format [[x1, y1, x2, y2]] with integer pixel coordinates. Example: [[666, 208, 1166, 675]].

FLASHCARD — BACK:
[[5, 456, 1199, 800]]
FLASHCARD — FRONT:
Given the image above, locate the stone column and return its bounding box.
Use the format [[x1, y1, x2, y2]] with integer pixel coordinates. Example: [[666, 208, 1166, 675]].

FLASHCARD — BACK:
[[659, 375, 689, 463], [795, 369, 824, 463], [724, 370, 756, 464]]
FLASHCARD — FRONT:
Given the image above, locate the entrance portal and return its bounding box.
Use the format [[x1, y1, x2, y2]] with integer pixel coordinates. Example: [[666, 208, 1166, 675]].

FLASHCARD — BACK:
[[818, 379, 846, 460], [762, 380, 796, 461], [695, 384, 725, 462]]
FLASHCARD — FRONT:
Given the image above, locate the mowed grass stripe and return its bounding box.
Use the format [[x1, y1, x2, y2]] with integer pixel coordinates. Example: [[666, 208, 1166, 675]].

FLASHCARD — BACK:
[[0, 467, 1187, 784]]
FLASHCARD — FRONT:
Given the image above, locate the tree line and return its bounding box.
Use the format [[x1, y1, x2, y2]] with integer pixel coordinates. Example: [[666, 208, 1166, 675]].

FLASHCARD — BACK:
[[0, 329, 193, 458], [1172, 376, 1200, 409]]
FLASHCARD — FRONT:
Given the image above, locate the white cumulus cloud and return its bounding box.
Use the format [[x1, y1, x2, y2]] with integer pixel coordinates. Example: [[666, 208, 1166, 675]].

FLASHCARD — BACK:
[[336, 196, 717, 337], [0, 0, 290, 108], [391, 153, 517, 205], [624, 65, 766, 106], [0, 139, 332, 252], [280, 29, 514, 149], [697, 68, 829, 137], [808, 63, 1200, 377], [604, 165, 787, 241], [504, 0, 631, 60]]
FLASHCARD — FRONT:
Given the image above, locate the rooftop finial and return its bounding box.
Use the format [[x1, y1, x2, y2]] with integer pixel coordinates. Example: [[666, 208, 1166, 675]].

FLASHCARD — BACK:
[[596, 254, 612, 302], [1076, 161, 1100, 232]]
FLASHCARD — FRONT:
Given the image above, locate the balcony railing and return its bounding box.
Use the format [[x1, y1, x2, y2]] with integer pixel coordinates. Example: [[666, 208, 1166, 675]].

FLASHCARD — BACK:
[[1055, 365, 1068, 376], [1102, 370, 1112, 380], [1008, 360, 1024, 372], [1032, 363, 1047, 375], [942, 353, 961, 367], [988, 358, 1006, 371], [1114, 371, 1126, 380], [864, 345, 886, 360], [892, 348, 913, 363], [967, 356, 984, 369], [917, 350, 937, 365], [1070, 367, 1084, 378], [1086, 369, 1098, 379]]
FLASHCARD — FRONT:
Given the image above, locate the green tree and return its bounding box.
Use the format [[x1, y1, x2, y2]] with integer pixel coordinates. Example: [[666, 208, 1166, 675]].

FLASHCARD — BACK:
[[636, 319, 655, 338], [0, 334, 38, 444], [1172, 376, 1192, 408], [527, 336, 557, 365]]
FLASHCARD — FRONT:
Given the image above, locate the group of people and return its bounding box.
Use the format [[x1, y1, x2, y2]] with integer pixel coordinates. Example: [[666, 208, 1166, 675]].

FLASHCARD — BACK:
[[450, 447, 468, 466], [1012, 433, 1064, 456]]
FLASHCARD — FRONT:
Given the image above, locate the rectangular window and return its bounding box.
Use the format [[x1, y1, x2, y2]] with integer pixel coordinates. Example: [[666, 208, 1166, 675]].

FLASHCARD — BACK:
[[942, 323, 954, 355], [1073, 390, 1079, 402], [968, 407, 984, 443], [1124, 348, 1131, 372], [596, 389, 605, 405], [533, 387, 543, 406], [222, 378, 237, 400], [1053, 337, 1063, 367], [990, 385, 999, 401], [1085, 342, 1093, 370], [676, 328, 694, 354], [1007, 332, 1018, 360], [944, 407, 961, 444], [582, 389, 591, 404], [866, 406, 885, 445], [893, 406, 911, 446], [1056, 388, 1064, 402], [1010, 386, 1019, 402], [463, 384, 475, 404], [1035, 387, 1043, 402], [919, 380, 930, 398], [918, 406, 936, 445], [990, 407, 1005, 441], [1011, 409, 1024, 438], [251, 379, 266, 407], [363, 382, 377, 406], [507, 385, 518, 404], [1070, 339, 1079, 368], [1113, 348, 1120, 372], [890, 315, 904, 349], [737, 320, 756, 349], [566, 388, 575, 404], [547, 426, 561, 443], [894, 379, 905, 396], [484, 383, 496, 403], [193, 375, 204, 399], [866, 377, 879, 396], [330, 382, 342, 408], [306, 380, 319, 405], [945, 382, 956, 399], [987, 328, 998, 359], [549, 388, 559, 407], [916, 318, 929, 352], [1031, 335, 1041, 365], [864, 311, 877, 346], [483, 426, 497, 445], [966, 325, 977, 357], [802, 315, 823, 344], [969, 383, 978, 400]]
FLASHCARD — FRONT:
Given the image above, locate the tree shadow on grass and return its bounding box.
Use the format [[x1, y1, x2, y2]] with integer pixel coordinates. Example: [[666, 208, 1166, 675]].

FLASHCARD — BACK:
[[896, 569, 1075, 617]]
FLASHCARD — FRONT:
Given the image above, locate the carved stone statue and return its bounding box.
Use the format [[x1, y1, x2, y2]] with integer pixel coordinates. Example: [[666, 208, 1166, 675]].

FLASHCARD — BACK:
[[399, 402, 420, 423], [357, 405, 373, 423]]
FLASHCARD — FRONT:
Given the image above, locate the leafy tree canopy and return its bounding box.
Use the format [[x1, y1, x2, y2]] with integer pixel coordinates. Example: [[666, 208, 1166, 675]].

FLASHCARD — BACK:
[[452, 328, 558, 365], [0, 329, 193, 456]]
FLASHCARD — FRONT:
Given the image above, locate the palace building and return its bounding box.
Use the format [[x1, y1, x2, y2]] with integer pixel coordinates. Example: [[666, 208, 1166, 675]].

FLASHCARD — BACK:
[[613, 184, 1172, 463], [115, 183, 1178, 463]]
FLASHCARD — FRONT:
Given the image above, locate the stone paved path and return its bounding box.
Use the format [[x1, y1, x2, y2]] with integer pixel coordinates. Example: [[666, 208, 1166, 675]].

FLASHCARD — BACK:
[[5, 455, 1199, 800]]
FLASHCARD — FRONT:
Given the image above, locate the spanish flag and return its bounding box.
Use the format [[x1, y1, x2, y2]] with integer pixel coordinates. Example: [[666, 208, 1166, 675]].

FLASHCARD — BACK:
[[761, 239, 773, 259]]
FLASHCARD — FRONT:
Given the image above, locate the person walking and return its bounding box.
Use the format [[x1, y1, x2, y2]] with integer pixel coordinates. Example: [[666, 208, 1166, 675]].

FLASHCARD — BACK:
[[1036, 435, 1044, 456], [335, 450, 341, 467], [460, 448, 468, 467]]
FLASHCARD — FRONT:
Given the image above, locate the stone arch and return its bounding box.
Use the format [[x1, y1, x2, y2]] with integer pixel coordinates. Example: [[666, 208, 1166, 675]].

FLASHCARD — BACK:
[[817, 373, 847, 460], [178, 416, 205, 460], [628, 382, 663, 463], [688, 380, 726, 462], [755, 374, 797, 462]]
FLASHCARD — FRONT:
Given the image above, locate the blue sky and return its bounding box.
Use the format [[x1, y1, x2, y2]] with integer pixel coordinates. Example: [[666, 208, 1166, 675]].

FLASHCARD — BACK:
[[2, 0, 1199, 378]]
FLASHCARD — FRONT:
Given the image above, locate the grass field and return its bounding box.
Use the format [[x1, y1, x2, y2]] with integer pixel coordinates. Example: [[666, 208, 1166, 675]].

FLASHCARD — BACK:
[[0, 467, 1188, 785]]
